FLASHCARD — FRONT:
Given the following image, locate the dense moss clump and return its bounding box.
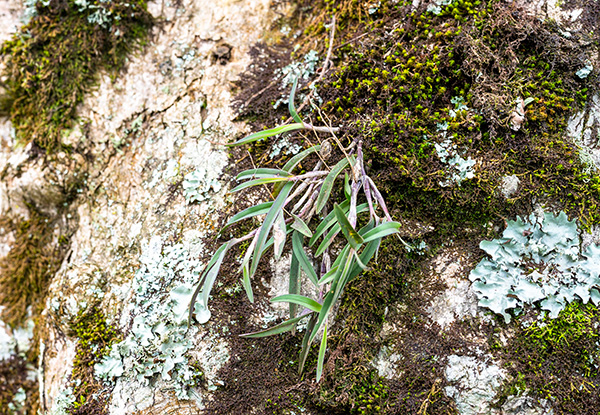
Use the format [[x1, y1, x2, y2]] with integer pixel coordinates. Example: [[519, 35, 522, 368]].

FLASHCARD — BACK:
[[0, 0, 152, 151], [68, 307, 121, 415], [0, 355, 38, 415], [0, 213, 69, 328], [496, 302, 600, 414]]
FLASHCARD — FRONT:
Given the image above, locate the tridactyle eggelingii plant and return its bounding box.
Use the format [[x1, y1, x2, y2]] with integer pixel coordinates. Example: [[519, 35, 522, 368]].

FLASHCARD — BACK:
[[189, 78, 402, 381]]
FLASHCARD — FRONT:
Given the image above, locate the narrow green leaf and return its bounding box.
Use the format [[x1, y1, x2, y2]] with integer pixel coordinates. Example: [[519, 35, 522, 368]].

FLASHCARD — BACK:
[[228, 123, 305, 147], [236, 168, 292, 181], [289, 77, 303, 123], [316, 325, 327, 382], [240, 314, 310, 338], [310, 200, 350, 247], [318, 265, 339, 285], [242, 263, 254, 303], [188, 241, 231, 326], [333, 203, 364, 250], [315, 156, 354, 214], [282, 145, 322, 172], [250, 182, 295, 277], [348, 239, 381, 283], [318, 245, 350, 285], [291, 214, 313, 237], [201, 241, 233, 311], [362, 221, 401, 242], [271, 294, 322, 313], [310, 202, 369, 247], [299, 314, 318, 374], [292, 231, 319, 286], [344, 172, 351, 201], [273, 210, 286, 261], [231, 177, 289, 193], [289, 254, 300, 319], [223, 201, 273, 230], [314, 224, 340, 257]]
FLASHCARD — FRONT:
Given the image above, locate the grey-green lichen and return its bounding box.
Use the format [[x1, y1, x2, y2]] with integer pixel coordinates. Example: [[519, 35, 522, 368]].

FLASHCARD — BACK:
[[470, 210, 600, 322]]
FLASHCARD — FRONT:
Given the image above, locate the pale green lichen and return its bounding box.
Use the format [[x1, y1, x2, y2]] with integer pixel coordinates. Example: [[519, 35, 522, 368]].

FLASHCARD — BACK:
[[95, 237, 210, 400], [469, 211, 600, 322], [183, 168, 222, 204]]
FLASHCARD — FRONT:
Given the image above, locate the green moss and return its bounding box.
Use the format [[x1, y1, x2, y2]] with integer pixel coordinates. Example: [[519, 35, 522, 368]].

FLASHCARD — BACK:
[[496, 302, 600, 413], [68, 307, 121, 415], [0, 213, 69, 328], [0, 0, 152, 151]]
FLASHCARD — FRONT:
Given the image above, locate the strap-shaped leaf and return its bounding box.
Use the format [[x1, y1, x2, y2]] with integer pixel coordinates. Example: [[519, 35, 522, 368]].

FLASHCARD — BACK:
[[231, 177, 290, 193], [271, 294, 322, 313], [188, 241, 232, 326], [316, 324, 328, 382], [289, 76, 303, 123], [309, 251, 354, 346], [240, 314, 310, 338], [223, 201, 273, 230], [315, 156, 355, 214], [273, 210, 287, 261], [291, 214, 313, 237], [282, 145, 322, 172], [236, 168, 292, 181], [344, 172, 351, 201], [310, 200, 350, 247], [250, 182, 295, 278], [299, 314, 318, 374], [318, 266, 338, 285], [228, 123, 305, 147], [289, 254, 300, 319], [362, 221, 401, 242], [333, 203, 364, 250], [241, 262, 254, 303], [310, 202, 369, 247], [292, 231, 319, 286], [348, 239, 381, 283], [318, 245, 350, 285], [315, 224, 340, 257]]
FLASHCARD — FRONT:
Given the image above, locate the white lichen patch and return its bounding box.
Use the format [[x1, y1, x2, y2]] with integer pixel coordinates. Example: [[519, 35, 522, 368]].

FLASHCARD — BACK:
[[470, 211, 600, 322], [96, 236, 218, 408], [434, 98, 477, 187], [445, 354, 506, 415], [567, 94, 600, 173], [426, 250, 480, 330]]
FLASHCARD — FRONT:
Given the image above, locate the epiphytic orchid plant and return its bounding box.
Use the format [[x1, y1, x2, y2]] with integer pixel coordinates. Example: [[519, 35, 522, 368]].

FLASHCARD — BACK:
[[189, 77, 402, 381]]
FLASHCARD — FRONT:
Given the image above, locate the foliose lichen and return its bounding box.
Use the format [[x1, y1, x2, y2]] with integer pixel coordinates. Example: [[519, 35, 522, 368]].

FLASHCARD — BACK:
[[470, 210, 600, 322], [182, 168, 222, 204], [95, 237, 211, 400]]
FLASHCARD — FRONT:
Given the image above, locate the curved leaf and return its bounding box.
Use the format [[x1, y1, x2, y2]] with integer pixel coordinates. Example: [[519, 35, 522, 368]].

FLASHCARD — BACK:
[[223, 201, 273, 230], [316, 325, 327, 382], [315, 156, 355, 214], [291, 214, 313, 237], [292, 231, 319, 286], [333, 203, 364, 250], [362, 221, 401, 243], [228, 123, 305, 147], [231, 177, 290, 193], [250, 182, 295, 277], [271, 294, 322, 313], [289, 76, 303, 123], [236, 168, 292, 181], [283, 145, 322, 172], [240, 314, 310, 338]]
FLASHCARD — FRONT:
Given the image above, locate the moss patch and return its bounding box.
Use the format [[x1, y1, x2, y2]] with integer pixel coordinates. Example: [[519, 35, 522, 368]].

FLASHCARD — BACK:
[[0, 212, 69, 328], [0, 355, 39, 415], [0, 0, 152, 151], [495, 302, 600, 414], [67, 307, 121, 415]]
